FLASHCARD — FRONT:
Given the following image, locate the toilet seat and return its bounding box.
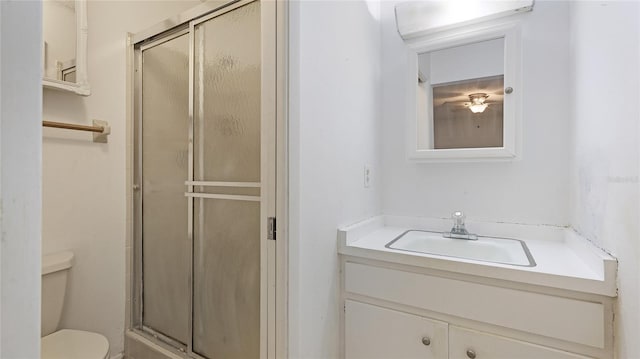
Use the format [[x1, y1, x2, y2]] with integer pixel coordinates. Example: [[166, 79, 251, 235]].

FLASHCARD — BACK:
[[42, 329, 110, 359]]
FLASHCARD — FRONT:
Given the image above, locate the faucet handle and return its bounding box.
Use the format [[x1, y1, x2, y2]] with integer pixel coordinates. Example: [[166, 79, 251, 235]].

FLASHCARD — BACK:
[[452, 211, 465, 225]]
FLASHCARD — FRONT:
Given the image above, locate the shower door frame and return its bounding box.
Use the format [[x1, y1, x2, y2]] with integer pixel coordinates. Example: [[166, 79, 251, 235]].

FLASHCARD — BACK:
[[128, 1, 287, 358]]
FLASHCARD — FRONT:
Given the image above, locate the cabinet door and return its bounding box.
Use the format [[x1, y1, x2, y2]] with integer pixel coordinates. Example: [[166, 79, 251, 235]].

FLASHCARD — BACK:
[[345, 300, 448, 359], [449, 326, 591, 359]]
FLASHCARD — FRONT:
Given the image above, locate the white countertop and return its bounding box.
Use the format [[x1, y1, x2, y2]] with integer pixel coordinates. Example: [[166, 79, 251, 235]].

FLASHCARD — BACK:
[[338, 215, 617, 297]]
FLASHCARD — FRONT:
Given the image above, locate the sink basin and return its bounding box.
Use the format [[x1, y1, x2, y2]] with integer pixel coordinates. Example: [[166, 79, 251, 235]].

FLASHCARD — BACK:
[[385, 230, 536, 267]]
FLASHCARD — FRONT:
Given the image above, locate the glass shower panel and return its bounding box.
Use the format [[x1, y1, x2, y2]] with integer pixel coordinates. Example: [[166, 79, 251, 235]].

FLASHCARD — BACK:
[[193, 198, 261, 358], [193, 1, 262, 358], [194, 1, 261, 183], [141, 34, 190, 344]]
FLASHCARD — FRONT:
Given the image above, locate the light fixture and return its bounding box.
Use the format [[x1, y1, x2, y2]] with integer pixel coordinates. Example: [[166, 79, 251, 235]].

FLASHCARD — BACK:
[[395, 1, 534, 39], [465, 93, 489, 113]]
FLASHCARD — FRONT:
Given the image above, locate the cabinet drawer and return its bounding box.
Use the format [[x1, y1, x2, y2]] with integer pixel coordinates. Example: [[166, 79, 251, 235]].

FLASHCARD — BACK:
[[345, 300, 448, 359], [344, 262, 605, 348], [449, 326, 591, 359]]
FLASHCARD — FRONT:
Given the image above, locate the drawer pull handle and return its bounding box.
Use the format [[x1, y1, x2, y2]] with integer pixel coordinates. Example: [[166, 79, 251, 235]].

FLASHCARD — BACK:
[[466, 349, 476, 359], [421, 337, 431, 346]]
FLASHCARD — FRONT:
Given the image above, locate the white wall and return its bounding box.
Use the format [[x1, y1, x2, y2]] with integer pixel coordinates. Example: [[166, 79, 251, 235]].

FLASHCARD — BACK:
[[42, 1, 198, 357], [0, 1, 42, 357], [381, 1, 572, 226], [569, 2, 640, 358], [288, 0, 382, 357]]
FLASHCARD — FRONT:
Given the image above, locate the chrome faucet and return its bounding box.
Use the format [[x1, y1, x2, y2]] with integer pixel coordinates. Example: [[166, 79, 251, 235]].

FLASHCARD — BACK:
[[443, 211, 478, 240]]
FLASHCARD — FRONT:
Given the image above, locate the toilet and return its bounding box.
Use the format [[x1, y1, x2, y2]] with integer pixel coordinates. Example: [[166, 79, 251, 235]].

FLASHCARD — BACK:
[[41, 251, 110, 359]]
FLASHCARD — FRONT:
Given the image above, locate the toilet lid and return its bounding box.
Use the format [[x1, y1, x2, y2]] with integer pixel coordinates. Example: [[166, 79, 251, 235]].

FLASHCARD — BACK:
[[42, 329, 109, 359]]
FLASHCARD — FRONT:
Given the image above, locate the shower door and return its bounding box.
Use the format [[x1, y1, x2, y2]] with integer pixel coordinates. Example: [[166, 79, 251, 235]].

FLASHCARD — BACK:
[[134, 1, 275, 358], [139, 30, 191, 347], [190, 1, 263, 358]]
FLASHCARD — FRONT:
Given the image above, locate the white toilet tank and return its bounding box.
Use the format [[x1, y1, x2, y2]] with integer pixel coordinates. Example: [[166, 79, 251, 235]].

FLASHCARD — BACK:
[[41, 251, 74, 337]]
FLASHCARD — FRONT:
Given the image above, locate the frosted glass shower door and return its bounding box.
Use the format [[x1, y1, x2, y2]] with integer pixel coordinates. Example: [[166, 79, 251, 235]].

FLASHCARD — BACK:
[[190, 2, 263, 358], [140, 33, 190, 345], [134, 0, 277, 356]]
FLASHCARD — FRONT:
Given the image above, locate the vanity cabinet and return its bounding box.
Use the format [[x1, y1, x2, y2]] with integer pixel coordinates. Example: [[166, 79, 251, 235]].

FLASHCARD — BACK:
[[341, 260, 612, 359], [345, 300, 448, 358], [448, 326, 589, 359], [344, 300, 587, 359], [344, 300, 589, 359]]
